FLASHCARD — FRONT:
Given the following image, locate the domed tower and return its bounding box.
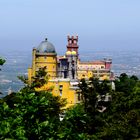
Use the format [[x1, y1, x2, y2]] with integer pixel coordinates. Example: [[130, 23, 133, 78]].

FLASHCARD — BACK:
[[29, 38, 57, 81]]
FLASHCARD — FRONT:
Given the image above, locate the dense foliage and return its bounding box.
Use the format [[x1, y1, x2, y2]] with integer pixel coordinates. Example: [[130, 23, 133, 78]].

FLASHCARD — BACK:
[[59, 78, 112, 139], [0, 72, 140, 139], [101, 73, 140, 140], [59, 75, 140, 139], [0, 68, 66, 139], [0, 89, 66, 139]]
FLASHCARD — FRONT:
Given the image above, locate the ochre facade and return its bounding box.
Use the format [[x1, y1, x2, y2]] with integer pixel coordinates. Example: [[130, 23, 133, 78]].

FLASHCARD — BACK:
[[28, 36, 113, 108]]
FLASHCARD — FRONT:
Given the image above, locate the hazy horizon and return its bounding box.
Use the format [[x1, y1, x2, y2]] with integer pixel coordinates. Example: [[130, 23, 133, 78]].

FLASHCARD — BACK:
[[0, 0, 140, 52]]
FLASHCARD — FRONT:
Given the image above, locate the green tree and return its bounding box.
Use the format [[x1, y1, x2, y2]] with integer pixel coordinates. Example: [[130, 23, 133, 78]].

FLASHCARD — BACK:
[[59, 78, 112, 139], [115, 73, 138, 94], [58, 104, 98, 140], [0, 57, 5, 66], [31, 66, 49, 88], [0, 67, 66, 139], [0, 89, 66, 139], [60, 75, 140, 140], [79, 78, 111, 114], [98, 74, 140, 140], [18, 66, 49, 89], [98, 91, 140, 140]]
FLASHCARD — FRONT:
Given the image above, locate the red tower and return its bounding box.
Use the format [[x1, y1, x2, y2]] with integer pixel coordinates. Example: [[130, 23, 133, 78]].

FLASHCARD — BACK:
[[104, 59, 112, 70], [67, 35, 79, 54]]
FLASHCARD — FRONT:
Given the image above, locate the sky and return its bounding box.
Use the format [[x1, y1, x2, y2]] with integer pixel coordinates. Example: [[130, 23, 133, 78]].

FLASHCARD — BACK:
[[0, 0, 140, 53]]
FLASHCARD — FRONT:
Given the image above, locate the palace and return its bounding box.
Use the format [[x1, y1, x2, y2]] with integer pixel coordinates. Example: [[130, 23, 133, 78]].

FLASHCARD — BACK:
[[28, 35, 113, 108]]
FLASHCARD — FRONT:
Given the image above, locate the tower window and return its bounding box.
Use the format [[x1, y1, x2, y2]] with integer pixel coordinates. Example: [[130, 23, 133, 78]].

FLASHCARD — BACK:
[[69, 40, 72, 44], [82, 74, 85, 77]]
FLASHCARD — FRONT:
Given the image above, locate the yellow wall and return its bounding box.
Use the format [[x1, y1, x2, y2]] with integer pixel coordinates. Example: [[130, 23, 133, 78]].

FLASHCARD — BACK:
[[49, 80, 76, 108], [77, 70, 110, 80], [36, 79, 77, 108], [28, 68, 32, 84], [77, 70, 93, 79], [35, 54, 57, 78], [28, 49, 57, 85], [77, 62, 110, 80]]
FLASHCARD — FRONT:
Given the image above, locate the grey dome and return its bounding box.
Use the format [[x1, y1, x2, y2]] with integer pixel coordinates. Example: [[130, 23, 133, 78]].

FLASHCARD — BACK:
[[36, 38, 56, 53]]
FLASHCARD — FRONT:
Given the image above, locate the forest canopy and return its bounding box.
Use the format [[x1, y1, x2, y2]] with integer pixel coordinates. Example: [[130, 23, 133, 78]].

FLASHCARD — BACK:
[[0, 68, 140, 139]]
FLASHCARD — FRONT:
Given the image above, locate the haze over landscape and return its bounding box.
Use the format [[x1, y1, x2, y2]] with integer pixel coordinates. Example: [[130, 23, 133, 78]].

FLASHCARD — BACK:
[[0, 0, 140, 94], [0, 0, 140, 52]]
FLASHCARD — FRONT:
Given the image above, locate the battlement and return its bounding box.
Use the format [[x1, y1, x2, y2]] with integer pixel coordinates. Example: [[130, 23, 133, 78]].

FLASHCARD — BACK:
[[67, 35, 79, 53], [67, 35, 78, 42]]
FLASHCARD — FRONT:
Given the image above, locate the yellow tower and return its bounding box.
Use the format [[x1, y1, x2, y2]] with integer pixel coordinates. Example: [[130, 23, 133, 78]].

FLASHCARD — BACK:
[[28, 38, 57, 82]]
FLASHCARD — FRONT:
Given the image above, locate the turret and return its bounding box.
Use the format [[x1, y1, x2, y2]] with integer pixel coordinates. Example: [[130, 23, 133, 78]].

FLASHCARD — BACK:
[[67, 35, 79, 55], [104, 58, 112, 70], [28, 38, 57, 81]]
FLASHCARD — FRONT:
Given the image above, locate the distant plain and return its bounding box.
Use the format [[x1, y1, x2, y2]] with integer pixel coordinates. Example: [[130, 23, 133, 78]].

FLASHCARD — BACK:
[[0, 49, 140, 96]]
